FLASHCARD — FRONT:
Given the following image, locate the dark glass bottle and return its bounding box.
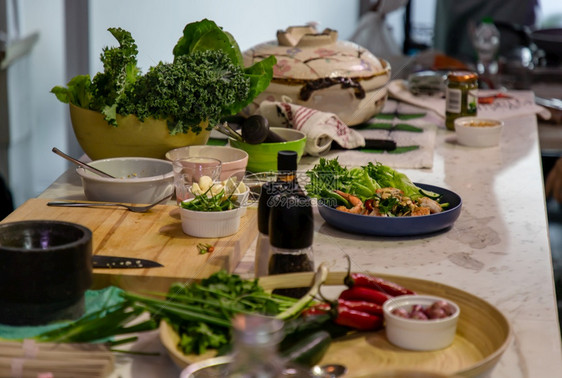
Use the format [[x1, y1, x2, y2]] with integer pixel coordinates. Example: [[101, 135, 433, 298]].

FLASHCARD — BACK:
[[276, 150, 305, 196], [268, 192, 315, 298], [255, 181, 284, 277], [256, 150, 305, 277]]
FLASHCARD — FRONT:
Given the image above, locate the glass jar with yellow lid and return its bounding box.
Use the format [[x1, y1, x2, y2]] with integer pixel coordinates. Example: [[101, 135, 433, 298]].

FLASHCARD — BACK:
[[445, 71, 478, 130]]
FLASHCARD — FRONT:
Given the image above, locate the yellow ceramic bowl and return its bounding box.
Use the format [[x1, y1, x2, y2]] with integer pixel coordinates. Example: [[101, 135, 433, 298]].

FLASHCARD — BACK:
[[69, 104, 211, 160], [229, 128, 306, 173]]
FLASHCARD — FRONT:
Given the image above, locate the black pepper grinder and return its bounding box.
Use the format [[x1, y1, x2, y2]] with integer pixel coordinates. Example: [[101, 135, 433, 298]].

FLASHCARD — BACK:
[[255, 150, 304, 277], [268, 192, 314, 298], [276, 150, 305, 196], [254, 181, 284, 277]]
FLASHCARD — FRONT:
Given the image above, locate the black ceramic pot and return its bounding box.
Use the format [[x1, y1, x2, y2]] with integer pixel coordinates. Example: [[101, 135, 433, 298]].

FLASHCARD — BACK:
[[0, 220, 93, 326]]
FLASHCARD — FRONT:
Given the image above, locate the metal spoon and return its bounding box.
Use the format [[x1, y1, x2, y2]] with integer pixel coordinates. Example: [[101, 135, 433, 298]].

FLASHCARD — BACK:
[[52, 147, 115, 178], [311, 364, 347, 377]]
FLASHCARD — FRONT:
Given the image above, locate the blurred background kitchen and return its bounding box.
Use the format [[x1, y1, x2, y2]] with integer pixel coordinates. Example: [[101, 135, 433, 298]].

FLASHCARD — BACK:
[[1, 0, 561, 319]]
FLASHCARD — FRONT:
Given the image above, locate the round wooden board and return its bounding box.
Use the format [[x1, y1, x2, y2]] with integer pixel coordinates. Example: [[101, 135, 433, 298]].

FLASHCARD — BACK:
[[160, 271, 512, 377]]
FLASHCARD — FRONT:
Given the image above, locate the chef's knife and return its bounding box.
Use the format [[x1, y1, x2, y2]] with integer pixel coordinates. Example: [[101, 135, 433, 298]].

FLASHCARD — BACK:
[[92, 255, 163, 269], [330, 139, 397, 151]]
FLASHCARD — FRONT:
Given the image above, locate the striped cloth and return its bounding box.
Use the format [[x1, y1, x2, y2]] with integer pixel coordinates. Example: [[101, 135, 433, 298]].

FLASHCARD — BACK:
[[257, 100, 365, 156]]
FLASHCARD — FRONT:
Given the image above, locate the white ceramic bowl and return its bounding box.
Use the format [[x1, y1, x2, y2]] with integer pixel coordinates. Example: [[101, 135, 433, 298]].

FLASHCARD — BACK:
[[454, 117, 504, 147], [180, 205, 242, 238], [76, 157, 174, 203], [166, 145, 249, 181], [383, 295, 460, 351]]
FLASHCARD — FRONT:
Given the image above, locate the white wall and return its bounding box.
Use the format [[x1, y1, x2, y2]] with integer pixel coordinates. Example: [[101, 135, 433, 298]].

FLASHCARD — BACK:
[[88, 0, 360, 75], [7, 0, 66, 207]]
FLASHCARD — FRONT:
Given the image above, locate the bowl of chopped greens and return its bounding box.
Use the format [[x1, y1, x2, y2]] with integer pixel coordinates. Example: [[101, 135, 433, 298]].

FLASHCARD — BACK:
[[179, 188, 244, 238], [52, 19, 276, 160]]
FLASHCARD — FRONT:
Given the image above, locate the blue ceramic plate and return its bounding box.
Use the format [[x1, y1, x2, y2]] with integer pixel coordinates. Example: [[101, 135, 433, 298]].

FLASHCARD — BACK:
[[317, 183, 462, 236]]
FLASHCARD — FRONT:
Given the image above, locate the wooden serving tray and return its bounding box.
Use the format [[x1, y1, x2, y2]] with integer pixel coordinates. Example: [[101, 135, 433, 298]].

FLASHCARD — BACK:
[[1, 198, 258, 293], [161, 271, 512, 377]]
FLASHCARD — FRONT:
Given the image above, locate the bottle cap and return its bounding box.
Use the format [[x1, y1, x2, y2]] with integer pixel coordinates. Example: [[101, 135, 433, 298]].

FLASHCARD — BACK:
[[277, 150, 298, 172], [269, 193, 314, 249], [257, 181, 284, 234]]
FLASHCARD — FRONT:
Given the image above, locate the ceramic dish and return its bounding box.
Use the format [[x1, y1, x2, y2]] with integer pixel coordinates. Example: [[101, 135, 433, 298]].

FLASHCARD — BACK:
[[229, 127, 306, 172], [160, 271, 512, 377], [243, 26, 391, 125], [69, 104, 210, 160], [165, 145, 248, 181], [76, 157, 174, 204], [383, 295, 460, 351], [317, 183, 462, 236], [179, 204, 243, 238], [454, 117, 504, 147]]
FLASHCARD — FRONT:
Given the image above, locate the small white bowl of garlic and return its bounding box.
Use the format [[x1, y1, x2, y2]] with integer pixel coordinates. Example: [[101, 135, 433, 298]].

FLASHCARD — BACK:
[[190, 176, 250, 216], [179, 176, 250, 238]]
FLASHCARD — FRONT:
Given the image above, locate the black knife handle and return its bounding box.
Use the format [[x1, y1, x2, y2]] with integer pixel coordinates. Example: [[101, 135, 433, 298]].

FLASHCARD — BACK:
[[330, 139, 397, 151]]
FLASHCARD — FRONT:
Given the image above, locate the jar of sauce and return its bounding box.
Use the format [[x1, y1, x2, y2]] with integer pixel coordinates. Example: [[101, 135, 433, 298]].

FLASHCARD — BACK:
[[445, 71, 478, 130]]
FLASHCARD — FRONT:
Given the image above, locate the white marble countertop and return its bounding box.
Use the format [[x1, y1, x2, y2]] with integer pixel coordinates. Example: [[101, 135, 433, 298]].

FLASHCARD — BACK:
[[36, 113, 562, 377]]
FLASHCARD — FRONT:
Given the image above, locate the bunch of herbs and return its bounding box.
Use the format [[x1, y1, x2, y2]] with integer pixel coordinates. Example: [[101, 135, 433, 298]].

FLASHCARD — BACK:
[[123, 271, 298, 355]]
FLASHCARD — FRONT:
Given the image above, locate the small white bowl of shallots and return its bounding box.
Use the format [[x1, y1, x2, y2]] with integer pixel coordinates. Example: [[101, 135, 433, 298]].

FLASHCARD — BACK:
[[383, 295, 460, 351]]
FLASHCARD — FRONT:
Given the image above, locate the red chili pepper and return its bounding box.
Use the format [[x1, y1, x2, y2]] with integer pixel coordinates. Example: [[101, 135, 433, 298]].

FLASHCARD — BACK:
[[339, 286, 392, 306], [302, 299, 383, 318], [349, 273, 415, 296], [342, 255, 415, 296], [334, 306, 383, 331], [338, 299, 383, 316], [301, 303, 331, 317]]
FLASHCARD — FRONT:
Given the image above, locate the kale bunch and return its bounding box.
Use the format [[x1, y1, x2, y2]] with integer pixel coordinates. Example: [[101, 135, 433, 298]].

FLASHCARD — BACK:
[[51, 19, 275, 135], [91, 28, 139, 109], [119, 50, 249, 135]]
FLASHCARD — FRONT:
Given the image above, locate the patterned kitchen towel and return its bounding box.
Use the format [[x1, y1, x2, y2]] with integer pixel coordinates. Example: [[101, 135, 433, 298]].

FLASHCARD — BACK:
[[257, 100, 365, 156], [301, 100, 437, 169]]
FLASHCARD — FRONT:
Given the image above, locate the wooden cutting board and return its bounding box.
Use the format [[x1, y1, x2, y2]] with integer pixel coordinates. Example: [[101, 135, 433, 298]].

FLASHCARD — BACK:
[[1, 198, 258, 293]]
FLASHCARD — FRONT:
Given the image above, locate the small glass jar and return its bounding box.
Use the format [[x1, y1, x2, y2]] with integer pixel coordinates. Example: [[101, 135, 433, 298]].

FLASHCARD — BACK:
[[445, 71, 478, 130], [229, 314, 312, 378]]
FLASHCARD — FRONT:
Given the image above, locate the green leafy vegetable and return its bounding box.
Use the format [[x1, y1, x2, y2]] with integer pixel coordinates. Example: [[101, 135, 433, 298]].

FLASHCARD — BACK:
[[51, 19, 276, 134], [305, 158, 436, 202], [90, 27, 141, 123], [124, 270, 299, 355], [36, 301, 156, 345], [172, 18, 244, 66], [50, 75, 93, 108], [180, 188, 238, 212], [305, 158, 380, 201], [362, 161, 422, 199], [119, 50, 249, 134]]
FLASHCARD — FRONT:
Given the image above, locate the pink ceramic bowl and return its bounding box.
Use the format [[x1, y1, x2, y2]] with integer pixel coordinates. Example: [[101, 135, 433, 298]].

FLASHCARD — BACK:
[[166, 145, 248, 181]]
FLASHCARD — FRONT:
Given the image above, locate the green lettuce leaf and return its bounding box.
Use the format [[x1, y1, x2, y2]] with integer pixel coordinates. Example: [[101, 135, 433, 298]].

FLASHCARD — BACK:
[[50, 75, 92, 108]]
